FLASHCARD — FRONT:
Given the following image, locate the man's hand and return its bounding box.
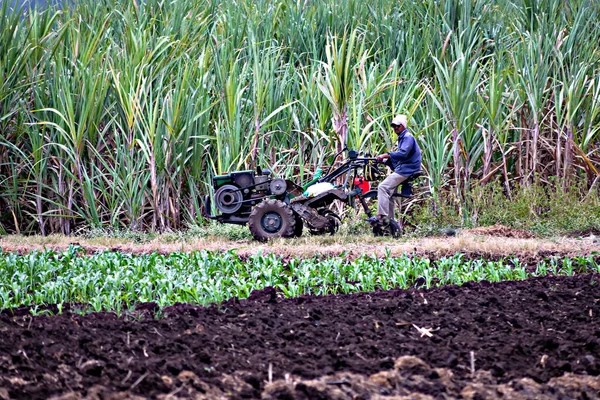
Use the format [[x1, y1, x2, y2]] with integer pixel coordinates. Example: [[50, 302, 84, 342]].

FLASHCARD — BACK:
[[376, 154, 390, 162]]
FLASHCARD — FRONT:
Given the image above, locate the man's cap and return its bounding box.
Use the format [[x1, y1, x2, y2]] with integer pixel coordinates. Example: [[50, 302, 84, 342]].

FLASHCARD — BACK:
[[391, 114, 408, 128]]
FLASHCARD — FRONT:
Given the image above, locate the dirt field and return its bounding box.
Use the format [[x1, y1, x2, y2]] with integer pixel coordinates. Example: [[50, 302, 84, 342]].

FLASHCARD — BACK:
[[1, 273, 599, 399]]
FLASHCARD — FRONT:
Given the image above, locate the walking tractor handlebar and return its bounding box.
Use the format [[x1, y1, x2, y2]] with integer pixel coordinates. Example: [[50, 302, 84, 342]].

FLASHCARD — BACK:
[[317, 148, 385, 187]]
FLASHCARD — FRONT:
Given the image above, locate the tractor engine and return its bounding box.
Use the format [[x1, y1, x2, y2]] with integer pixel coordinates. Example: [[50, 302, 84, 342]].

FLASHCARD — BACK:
[[210, 168, 288, 224]]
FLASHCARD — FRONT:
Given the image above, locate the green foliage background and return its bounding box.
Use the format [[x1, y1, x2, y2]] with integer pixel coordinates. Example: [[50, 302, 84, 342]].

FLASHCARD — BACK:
[[0, 0, 599, 234]]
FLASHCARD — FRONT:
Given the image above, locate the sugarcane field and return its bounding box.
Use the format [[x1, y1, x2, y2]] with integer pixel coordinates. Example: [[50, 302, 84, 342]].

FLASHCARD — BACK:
[[1, 0, 600, 399]]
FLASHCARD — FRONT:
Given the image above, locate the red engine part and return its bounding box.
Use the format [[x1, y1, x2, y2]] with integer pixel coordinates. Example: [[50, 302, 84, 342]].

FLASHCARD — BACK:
[[353, 176, 371, 194]]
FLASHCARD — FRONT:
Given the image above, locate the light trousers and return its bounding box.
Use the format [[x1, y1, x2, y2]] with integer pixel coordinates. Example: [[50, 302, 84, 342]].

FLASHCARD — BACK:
[[377, 172, 408, 218]]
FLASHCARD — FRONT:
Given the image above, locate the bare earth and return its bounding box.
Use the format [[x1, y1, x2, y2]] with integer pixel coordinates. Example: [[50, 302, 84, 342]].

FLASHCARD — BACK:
[[2, 274, 600, 399]]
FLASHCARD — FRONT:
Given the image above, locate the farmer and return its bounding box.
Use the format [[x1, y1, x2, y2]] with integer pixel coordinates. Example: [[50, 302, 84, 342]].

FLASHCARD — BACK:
[[367, 114, 421, 224]]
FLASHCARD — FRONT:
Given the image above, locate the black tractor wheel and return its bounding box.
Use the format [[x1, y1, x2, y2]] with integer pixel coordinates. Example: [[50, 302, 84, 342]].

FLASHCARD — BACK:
[[372, 218, 401, 238], [248, 200, 296, 241]]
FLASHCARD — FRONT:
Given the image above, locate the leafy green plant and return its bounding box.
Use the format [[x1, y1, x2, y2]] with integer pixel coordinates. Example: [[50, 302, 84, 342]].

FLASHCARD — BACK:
[[0, 246, 596, 314]]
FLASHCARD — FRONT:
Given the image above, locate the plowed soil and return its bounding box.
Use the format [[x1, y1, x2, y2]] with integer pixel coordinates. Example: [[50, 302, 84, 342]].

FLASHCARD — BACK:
[[1, 274, 600, 399]]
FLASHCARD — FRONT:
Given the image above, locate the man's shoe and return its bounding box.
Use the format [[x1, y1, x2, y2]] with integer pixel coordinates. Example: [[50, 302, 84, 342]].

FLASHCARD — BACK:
[[366, 216, 379, 224]]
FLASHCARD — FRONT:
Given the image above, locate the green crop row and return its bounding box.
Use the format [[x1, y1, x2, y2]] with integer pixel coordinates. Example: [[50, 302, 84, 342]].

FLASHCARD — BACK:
[[0, 247, 597, 315]]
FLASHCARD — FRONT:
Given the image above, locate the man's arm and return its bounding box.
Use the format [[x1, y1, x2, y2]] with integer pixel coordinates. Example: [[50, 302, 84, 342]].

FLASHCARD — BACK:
[[376, 153, 390, 162], [388, 136, 414, 162]]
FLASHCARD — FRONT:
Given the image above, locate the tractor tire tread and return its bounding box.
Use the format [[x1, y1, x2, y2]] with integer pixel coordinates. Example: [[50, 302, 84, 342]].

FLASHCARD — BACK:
[[248, 200, 296, 241]]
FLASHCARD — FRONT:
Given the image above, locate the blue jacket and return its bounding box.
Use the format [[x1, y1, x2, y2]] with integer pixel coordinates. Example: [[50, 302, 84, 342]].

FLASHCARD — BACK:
[[385, 129, 422, 176]]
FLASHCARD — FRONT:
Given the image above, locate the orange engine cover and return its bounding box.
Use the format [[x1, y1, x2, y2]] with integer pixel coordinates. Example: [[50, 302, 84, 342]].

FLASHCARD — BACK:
[[353, 176, 371, 194]]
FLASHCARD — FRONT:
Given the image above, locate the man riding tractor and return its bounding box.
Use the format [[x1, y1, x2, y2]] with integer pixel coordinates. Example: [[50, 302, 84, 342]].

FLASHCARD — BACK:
[[367, 114, 422, 227]]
